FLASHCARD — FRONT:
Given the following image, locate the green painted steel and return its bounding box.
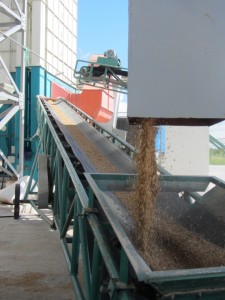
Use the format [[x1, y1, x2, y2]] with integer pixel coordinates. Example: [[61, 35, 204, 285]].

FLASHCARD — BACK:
[[33, 97, 138, 299], [210, 134, 225, 152], [96, 57, 120, 67], [71, 194, 80, 276], [60, 166, 69, 232], [90, 241, 103, 300], [24, 96, 225, 299], [85, 173, 225, 298], [77, 199, 92, 298], [23, 141, 41, 201], [74, 59, 128, 94]]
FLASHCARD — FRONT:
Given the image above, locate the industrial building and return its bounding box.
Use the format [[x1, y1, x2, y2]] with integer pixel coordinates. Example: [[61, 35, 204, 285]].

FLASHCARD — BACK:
[[1, 0, 225, 299]]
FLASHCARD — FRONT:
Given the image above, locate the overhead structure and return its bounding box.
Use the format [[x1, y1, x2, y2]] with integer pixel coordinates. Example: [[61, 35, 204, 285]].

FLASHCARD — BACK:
[[128, 0, 225, 126], [74, 49, 128, 94], [0, 0, 27, 178]]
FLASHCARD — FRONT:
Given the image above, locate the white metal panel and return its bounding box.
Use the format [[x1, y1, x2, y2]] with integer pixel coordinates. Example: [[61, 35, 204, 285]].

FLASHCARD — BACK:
[[31, 0, 46, 66], [128, 0, 225, 120], [44, 0, 77, 83], [161, 127, 209, 175]]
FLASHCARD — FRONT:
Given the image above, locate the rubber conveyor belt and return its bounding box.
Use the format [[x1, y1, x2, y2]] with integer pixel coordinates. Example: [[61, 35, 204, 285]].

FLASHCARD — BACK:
[[43, 98, 225, 272], [44, 98, 134, 233], [44, 99, 134, 174]]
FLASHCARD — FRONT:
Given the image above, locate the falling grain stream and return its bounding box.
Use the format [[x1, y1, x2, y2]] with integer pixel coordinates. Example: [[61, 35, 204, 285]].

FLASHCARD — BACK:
[[47, 99, 225, 271]]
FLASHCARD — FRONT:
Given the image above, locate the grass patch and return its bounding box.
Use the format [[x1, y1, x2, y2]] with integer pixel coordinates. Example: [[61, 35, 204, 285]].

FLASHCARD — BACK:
[[209, 149, 225, 165], [210, 156, 225, 165]]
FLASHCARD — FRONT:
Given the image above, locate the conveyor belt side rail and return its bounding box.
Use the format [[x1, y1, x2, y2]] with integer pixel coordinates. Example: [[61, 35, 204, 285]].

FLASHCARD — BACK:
[[26, 96, 140, 299], [84, 173, 225, 299]]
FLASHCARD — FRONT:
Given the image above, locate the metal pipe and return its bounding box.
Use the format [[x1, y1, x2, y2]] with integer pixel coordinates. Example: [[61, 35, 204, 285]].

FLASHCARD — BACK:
[[60, 166, 69, 233], [90, 241, 103, 300], [23, 141, 41, 201], [14, 184, 20, 219], [77, 199, 91, 298], [18, 0, 27, 178], [71, 194, 81, 276]]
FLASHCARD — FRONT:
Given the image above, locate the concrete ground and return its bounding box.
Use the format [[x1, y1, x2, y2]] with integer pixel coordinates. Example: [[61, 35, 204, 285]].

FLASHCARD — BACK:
[[0, 165, 224, 300], [0, 204, 76, 300]]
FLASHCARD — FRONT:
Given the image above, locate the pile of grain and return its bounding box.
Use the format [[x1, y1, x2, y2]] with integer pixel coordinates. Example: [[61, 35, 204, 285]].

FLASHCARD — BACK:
[[128, 119, 225, 270], [131, 119, 159, 257], [147, 209, 225, 270]]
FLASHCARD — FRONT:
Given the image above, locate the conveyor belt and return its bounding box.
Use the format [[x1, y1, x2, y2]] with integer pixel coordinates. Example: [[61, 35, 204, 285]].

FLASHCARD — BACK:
[[44, 99, 134, 174], [43, 98, 225, 272]]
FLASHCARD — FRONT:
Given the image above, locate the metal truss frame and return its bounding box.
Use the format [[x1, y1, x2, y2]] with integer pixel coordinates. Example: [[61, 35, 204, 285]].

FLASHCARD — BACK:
[[0, 0, 24, 43], [0, 0, 27, 178]]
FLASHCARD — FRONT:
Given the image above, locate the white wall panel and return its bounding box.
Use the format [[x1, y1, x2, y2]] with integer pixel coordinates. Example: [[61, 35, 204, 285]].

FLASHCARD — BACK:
[[161, 127, 209, 175], [128, 0, 225, 121], [31, 0, 46, 66], [1, 53, 10, 71], [1, 0, 77, 83], [1, 40, 11, 51], [128, 0, 210, 175], [43, 0, 77, 83]]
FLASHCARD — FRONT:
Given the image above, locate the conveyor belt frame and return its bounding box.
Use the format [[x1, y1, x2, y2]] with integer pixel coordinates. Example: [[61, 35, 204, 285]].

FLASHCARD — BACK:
[[23, 96, 225, 299]]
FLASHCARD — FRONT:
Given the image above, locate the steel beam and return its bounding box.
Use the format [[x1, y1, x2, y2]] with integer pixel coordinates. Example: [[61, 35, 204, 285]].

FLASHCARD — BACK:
[[0, 105, 19, 130], [0, 166, 14, 177], [0, 24, 22, 42], [18, 0, 27, 178], [0, 94, 20, 102], [14, 0, 23, 16], [0, 56, 20, 96], [0, 2, 21, 21], [0, 149, 19, 178]]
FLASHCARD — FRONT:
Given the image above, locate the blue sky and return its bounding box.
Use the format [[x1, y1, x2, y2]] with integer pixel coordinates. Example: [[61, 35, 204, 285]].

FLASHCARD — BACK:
[[77, 0, 128, 68]]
